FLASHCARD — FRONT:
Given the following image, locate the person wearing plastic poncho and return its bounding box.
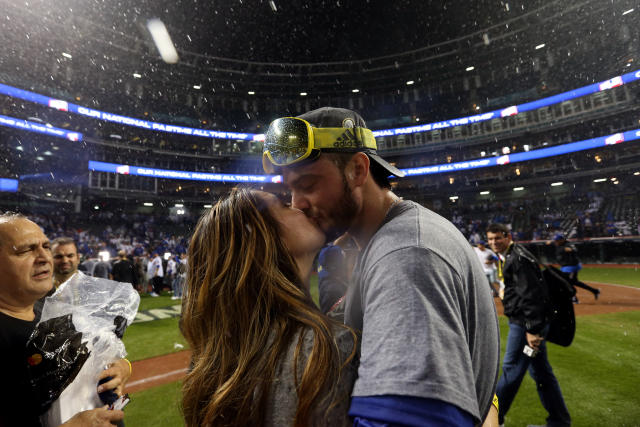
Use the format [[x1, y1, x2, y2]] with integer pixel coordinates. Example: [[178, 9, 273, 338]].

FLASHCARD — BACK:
[[0, 213, 137, 427]]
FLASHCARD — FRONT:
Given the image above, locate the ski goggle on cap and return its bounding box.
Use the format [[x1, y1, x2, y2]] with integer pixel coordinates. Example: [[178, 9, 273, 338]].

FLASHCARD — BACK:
[[262, 107, 405, 177]]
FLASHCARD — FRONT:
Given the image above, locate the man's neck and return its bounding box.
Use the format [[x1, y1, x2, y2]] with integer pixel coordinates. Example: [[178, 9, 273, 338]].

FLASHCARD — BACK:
[[54, 271, 75, 287], [500, 242, 514, 256], [0, 302, 36, 321], [349, 186, 400, 249]]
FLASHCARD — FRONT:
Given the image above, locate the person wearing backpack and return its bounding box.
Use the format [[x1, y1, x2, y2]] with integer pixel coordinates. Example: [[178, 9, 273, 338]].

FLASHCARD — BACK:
[[487, 223, 571, 427]]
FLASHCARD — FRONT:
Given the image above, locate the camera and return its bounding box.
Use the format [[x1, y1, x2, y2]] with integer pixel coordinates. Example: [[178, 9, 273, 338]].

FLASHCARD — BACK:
[[523, 344, 539, 358]]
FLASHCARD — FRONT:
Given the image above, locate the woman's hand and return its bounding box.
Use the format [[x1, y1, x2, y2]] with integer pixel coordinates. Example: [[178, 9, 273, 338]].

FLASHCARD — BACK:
[[60, 406, 124, 426], [97, 358, 132, 396]]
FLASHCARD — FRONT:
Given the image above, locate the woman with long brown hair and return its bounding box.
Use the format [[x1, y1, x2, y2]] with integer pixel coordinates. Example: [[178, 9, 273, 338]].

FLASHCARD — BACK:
[[181, 188, 357, 427]]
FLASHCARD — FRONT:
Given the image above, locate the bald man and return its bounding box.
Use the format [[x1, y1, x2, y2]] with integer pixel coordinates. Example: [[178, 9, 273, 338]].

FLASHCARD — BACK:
[[0, 213, 124, 426]]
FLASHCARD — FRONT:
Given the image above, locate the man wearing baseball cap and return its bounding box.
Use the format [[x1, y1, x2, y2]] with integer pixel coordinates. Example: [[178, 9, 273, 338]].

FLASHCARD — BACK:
[[263, 107, 500, 426]]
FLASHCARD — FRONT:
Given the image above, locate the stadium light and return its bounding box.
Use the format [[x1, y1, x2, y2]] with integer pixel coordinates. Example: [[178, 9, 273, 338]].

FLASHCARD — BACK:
[[466, 66, 475, 71], [204, 204, 213, 208], [62, 52, 72, 59], [593, 178, 607, 182], [147, 19, 179, 64], [406, 80, 415, 85], [513, 187, 524, 191], [622, 8, 634, 15], [352, 89, 360, 93], [480, 191, 490, 195], [193, 85, 201, 90], [46, 193, 52, 197], [94, 205, 99, 210], [248, 91, 255, 95], [300, 92, 307, 96], [133, 73, 142, 78], [634, 172, 640, 176], [551, 182, 563, 186], [449, 196, 459, 201], [610, 177, 617, 181], [143, 202, 154, 206], [535, 43, 546, 50], [176, 209, 185, 215], [175, 203, 184, 207]]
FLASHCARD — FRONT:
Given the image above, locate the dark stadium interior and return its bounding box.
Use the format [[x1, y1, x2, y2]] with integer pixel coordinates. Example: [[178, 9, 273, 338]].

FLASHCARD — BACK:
[[1, 0, 639, 263]]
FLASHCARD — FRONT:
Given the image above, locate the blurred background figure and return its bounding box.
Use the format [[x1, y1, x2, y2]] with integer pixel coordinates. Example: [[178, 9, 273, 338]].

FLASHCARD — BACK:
[[553, 234, 600, 303], [51, 237, 80, 288], [146, 251, 163, 297], [112, 250, 138, 288], [473, 240, 500, 298]]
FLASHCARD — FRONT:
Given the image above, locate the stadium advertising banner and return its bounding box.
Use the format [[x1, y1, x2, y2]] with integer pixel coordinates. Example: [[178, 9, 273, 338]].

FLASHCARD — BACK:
[[402, 128, 640, 176], [1, 69, 640, 141], [0, 178, 19, 192], [88, 161, 283, 184], [0, 83, 257, 142], [372, 69, 640, 137], [0, 114, 82, 141], [89, 128, 640, 182]]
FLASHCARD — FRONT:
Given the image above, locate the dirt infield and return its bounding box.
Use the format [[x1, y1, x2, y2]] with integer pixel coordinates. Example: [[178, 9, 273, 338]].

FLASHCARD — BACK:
[[126, 282, 639, 394], [494, 283, 640, 316], [126, 350, 191, 394]]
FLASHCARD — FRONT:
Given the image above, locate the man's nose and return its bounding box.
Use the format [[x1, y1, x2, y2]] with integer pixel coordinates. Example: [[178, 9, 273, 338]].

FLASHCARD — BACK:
[[36, 247, 52, 264], [291, 192, 309, 211]]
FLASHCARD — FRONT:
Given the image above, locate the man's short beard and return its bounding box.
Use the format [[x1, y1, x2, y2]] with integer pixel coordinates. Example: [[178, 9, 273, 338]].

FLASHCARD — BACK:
[[325, 172, 358, 241]]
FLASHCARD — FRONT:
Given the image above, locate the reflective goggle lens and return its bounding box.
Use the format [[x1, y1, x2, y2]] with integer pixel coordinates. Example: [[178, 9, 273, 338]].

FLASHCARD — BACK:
[[264, 118, 311, 165]]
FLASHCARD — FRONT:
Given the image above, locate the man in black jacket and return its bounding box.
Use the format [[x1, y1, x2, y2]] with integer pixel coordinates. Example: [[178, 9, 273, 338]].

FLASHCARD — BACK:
[[112, 250, 138, 287], [487, 223, 571, 427]]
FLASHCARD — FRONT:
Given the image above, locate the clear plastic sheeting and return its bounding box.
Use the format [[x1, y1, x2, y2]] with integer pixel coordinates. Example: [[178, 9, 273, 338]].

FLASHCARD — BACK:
[[37, 271, 140, 426]]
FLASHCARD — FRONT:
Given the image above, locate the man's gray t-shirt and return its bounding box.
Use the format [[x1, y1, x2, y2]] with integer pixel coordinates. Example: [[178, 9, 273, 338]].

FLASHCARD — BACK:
[[345, 200, 500, 423]]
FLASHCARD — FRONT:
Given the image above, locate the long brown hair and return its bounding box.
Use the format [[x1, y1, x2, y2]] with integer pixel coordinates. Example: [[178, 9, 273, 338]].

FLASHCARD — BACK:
[[181, 188, 356, 426]]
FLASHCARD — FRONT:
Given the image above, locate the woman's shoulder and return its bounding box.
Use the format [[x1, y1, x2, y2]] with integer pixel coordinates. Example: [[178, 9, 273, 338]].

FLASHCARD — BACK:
[[265, 323, 357, 426]]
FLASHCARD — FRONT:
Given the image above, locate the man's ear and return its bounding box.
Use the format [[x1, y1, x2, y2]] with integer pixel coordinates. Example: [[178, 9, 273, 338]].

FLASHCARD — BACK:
[[345, 152, 369, 187]]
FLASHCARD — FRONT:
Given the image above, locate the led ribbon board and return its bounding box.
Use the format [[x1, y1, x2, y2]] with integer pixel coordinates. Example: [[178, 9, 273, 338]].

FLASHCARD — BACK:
[[1, 69, 639, 141], [372, 69, 640, 137], [88, 160, 282, 184], [89, 128, 639, 182], [0, 83, 256, 141], [0, 114, 82, 141], [401, 128, 640, 176], [0, 178, 19, 192]]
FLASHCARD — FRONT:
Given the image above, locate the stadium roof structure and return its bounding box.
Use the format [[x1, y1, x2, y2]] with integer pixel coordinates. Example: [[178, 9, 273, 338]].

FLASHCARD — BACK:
[[0, 0, 636, 100]]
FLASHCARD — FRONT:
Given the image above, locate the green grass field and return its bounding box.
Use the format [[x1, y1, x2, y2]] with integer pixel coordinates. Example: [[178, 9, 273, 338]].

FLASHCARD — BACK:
[[137, 292, 180, 312], [125, 310, 640, 426], [579, 267, 640, 288], [122, 267, 640, 425]]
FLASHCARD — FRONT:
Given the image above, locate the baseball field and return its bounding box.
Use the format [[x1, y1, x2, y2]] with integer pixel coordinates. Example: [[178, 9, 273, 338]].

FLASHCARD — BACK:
[[121, 266, 640, 426]]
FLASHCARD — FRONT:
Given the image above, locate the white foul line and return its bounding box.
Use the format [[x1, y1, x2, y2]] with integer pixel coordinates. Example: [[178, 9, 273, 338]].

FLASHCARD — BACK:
[[584, 282, 640, 291], [127, 368, 188, 388]]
